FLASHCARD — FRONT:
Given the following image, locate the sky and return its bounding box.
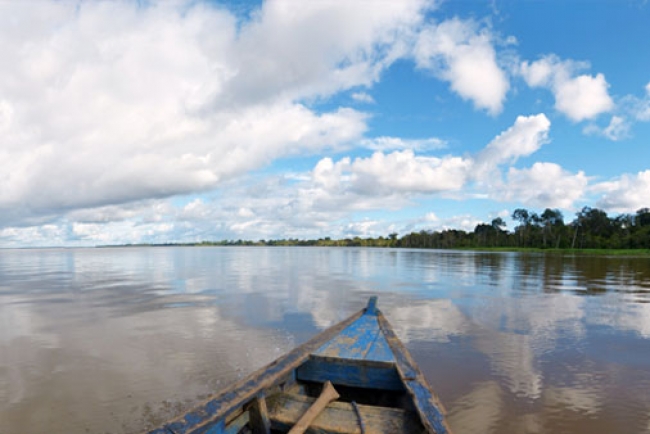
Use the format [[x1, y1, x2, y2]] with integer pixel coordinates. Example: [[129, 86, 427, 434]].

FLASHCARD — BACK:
[[1, 0, 650, 247]]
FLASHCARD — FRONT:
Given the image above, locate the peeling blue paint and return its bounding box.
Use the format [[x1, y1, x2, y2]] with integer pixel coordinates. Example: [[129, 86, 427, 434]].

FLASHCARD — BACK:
[[315, 314, 395, 362]]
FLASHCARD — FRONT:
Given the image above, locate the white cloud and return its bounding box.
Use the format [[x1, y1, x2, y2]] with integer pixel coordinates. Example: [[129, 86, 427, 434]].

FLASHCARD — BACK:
[[638, 102, 650, 122], [519, 57, 555, 87], [0, 0, 431, 227], [501, 162, 588, 209], [351, 92, 376, 104], [520, 56, 613, 122], [230, 0, 429, 103], [316, 114, 552, 205], [615, 82, 650, 124], [594, 170, 650, 212], [66, 201, 168, 224], [413, 213, 484, 233], [0, 100, 13, 131], [424, 212, 439, 222], [314, 150, 472, 197], [0, 109, 587, 245], [474, 113, 551, 180], [583, 115, 630, 141], [359, 136, 447, 152], [343, 220, 382, 237], [414, 18, 509, 115], [555, 74, 613, 122], [632, 82, 650, 121], [353, 151, 472, 194]]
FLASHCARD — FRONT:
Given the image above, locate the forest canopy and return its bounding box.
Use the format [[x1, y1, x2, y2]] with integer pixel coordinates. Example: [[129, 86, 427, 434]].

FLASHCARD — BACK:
[[396, 207, 650, 250]]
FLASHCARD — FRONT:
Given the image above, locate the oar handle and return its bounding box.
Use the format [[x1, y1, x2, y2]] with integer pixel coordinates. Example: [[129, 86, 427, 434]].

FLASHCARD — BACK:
[[287, 381, 340, 434]]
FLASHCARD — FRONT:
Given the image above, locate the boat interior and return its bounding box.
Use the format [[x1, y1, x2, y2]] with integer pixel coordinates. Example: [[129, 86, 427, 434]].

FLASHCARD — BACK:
[[226, 355, 428, 434]]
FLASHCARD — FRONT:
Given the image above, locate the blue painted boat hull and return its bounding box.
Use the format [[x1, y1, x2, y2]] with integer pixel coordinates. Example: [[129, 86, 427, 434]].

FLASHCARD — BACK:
[[147, 297, 452, 434]]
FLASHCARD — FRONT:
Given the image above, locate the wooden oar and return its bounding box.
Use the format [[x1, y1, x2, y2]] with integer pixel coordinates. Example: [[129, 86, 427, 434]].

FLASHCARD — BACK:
[[287, 381, 340, 434]]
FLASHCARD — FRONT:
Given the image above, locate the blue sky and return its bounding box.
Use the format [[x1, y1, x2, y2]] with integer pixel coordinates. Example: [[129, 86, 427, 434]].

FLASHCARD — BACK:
[[1, 0, 650, 246]]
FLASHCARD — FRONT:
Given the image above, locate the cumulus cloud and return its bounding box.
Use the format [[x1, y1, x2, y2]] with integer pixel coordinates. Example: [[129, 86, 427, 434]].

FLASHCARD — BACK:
[[584, 82, 650, 139], [354, 151, 472, 194], [473, 113, 551, 180], [0, 107, 591, 246], [0, 0, 430, 226], [469, 114, 585, 210], [229, 0, 428, 104], [311, 114, 552, 206], [314, 151, 472, 197], [520, 55, 613, 121], [414, 18, 510, 115], [306, 114, 577, 213], [594, 170, 650, 212], [501, 162, 588, 209], [222, 114, 561, 238]]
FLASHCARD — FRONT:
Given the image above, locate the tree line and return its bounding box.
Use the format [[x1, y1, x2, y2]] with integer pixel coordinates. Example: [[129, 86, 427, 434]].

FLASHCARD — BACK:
[[397, 206, 650, 250], [133, 206, 650, 250]]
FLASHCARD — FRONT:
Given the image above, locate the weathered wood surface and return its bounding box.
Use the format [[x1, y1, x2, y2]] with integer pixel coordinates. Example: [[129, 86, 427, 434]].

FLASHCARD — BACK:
[[287, 381, 340, 434], [314, 314, 394, 362], [146, 308, 365, 434], [268, 392, 424, 434], [296, 356, 403, 391], [224, 410, 249, 434], [249, 396, 271, 434]]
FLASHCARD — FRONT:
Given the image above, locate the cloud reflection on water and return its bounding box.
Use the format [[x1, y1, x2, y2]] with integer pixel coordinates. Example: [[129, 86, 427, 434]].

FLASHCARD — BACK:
[[2, 247, 650, 433]]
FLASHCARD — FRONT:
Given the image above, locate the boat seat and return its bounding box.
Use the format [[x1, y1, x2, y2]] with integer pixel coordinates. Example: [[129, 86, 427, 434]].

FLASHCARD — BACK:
[[266, 391, 424, 434], [296, 356, 405, 391]]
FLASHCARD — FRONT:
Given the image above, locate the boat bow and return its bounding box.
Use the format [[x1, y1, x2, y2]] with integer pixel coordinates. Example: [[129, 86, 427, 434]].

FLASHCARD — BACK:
[[147, 297, 452, 434]]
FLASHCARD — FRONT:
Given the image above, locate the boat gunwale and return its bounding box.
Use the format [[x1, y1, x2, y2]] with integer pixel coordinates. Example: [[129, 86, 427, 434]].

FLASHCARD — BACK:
[[145, 307, 365, 434], [377, 310, 451, 434]]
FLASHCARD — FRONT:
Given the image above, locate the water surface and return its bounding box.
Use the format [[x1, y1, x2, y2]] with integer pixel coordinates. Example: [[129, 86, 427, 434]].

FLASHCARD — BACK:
[[1, 247, 650, 433]]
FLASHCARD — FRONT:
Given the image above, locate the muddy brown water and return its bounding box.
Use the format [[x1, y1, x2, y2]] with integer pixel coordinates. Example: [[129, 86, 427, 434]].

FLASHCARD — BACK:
[[1, 247, 649, 433]]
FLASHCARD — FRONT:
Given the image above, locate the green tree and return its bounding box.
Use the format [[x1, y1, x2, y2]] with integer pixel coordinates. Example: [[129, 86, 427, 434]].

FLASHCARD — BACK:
[[540, 208, 564, 248], [571, 207, 612, 248]]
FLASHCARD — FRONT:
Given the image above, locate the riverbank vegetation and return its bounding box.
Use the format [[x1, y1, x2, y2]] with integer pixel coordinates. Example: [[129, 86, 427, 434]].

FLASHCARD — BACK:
[[396, 207, 650, 250], [152, 206, 650, 252]]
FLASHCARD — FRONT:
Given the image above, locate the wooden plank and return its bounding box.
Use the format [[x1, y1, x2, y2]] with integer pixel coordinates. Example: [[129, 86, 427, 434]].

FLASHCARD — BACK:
[[249, 396, 271, 434], [296, 356, 404, 391], [198, 419, 225, 434], [268, 392, 423, 434], [314, 315, 394, 363], [224, 410, 249, 434], [148, 308, 366, 434], [286, 381, 340, 434], [376, 311, 452, 434]]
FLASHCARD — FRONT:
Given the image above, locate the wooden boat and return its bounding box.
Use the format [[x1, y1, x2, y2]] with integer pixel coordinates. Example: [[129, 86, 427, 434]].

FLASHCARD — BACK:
[[148, 297, 452, 434]]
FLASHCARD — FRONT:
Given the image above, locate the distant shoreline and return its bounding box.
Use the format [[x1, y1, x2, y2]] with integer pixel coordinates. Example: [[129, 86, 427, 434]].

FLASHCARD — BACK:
[[95, 243, 650, 256]]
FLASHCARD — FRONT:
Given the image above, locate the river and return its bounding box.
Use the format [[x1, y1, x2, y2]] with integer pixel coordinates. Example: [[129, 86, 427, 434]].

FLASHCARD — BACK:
[[1, 247, 649, 433]]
